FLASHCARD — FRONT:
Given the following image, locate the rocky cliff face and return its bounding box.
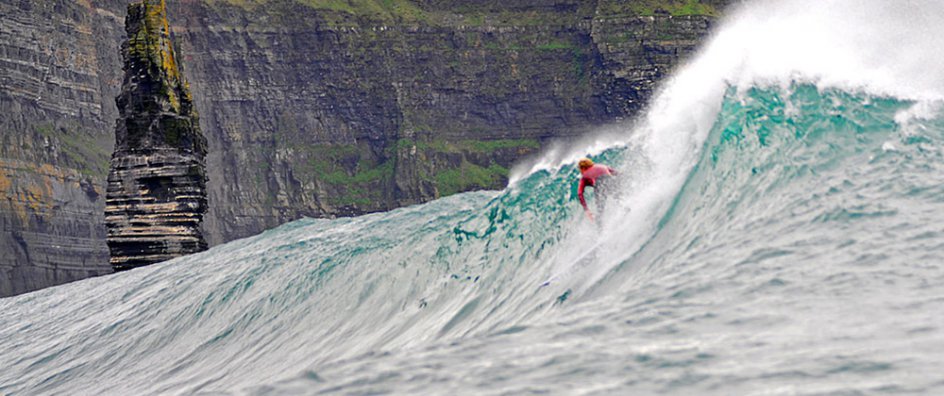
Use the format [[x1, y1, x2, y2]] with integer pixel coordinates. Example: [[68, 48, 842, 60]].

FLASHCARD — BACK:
[[169, 0, 725, 244], [105, 0, 208, 271], [0, 0, 127, 296], [0, 0, 726, 296]]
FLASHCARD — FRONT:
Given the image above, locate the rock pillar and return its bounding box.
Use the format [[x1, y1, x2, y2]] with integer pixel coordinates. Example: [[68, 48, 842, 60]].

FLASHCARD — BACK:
[[105, 0, 208, 271]]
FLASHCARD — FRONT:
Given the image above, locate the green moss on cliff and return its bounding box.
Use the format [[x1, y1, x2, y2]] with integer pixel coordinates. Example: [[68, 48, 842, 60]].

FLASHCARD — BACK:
[[321, 159, 394, 185], [290, 144, 394, 207], [537, 41, 573, 51], [209, 0, 713, 27], [34, 124, 110, 179], [463, 139, 540, 152], [207, 0, 429, 23], [205, 0, 599, 27], [335, 186, 375, 207], [396, 138, 539, 154], [127, 0, 188, 112], [392, 137, 532, 196], [299, 144, 358, 182], [295, 145, 393, 186], [434, 162, 507, 196], [296, 0, 429, 22]]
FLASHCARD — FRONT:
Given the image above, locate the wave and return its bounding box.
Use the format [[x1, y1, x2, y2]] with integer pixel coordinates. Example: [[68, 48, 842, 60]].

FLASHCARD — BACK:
[[3, 0, 944, 394]]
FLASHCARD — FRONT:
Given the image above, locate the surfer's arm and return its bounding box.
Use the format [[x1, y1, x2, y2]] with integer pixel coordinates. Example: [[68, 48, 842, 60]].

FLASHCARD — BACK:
[[607, 166, 618, 176], [578, 178, 588, 210], [578, 178, 593, 220]]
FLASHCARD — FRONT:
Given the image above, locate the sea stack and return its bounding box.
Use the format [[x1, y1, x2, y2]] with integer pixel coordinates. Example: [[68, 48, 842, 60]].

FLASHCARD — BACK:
[[105, 0, 208, 271]]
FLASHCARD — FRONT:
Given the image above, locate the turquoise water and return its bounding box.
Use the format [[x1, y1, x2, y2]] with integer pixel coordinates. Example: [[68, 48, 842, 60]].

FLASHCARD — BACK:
[[3, 1, 944, 394], [2, 84, 942, 395]]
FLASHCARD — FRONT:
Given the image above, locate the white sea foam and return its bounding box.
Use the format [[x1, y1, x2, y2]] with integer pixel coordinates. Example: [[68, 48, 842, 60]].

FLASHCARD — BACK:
[[515, 0, 944, 290], [515, 0, 944, 179]]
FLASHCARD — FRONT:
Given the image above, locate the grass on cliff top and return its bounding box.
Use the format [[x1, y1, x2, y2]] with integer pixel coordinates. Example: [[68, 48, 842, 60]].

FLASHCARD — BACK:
[[597, 0, 718, 17]]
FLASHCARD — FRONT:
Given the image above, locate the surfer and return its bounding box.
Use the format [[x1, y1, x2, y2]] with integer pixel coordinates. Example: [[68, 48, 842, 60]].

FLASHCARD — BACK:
[[577, 158, 617, 221]]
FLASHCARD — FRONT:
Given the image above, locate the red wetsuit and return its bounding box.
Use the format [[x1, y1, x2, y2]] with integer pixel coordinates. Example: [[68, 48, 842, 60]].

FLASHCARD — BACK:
[[578, 164, 616, 213]]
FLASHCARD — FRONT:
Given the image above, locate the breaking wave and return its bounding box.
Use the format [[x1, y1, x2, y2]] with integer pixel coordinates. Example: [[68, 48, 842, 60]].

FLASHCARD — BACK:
[[3, 0, 944, 394]]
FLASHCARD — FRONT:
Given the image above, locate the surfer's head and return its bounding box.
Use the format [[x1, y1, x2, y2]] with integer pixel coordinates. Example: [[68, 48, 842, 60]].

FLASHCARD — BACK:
[[578, 158, 594, 172]]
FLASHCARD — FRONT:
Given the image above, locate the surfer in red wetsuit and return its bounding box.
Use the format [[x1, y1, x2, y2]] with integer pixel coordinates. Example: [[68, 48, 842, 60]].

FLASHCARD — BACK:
[[577, 158, 617, 221]]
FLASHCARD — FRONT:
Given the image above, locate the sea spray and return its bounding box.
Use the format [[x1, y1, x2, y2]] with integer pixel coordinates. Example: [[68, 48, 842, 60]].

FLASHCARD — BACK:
[[522, 0, 944, 290]]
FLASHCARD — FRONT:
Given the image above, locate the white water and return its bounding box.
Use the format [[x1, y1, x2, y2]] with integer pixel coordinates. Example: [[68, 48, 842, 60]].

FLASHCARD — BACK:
[[517, 0, 944, 291]]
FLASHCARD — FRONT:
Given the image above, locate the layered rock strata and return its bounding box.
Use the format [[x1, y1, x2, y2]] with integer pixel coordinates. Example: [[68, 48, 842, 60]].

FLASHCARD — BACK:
[[104, 0, 208, 271], [0, 0, 125, 296]]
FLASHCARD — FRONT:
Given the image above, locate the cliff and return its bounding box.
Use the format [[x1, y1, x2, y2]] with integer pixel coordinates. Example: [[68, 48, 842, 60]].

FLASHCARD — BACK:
[[105, 0, 208, 271], [0, 0, 127, 295], [172, 0, 725, 244], [0, 0, 727, 296]]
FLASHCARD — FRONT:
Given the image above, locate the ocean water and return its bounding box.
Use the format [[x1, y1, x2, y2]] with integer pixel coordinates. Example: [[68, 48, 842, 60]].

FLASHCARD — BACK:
[[3, 0, 944, 395]]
